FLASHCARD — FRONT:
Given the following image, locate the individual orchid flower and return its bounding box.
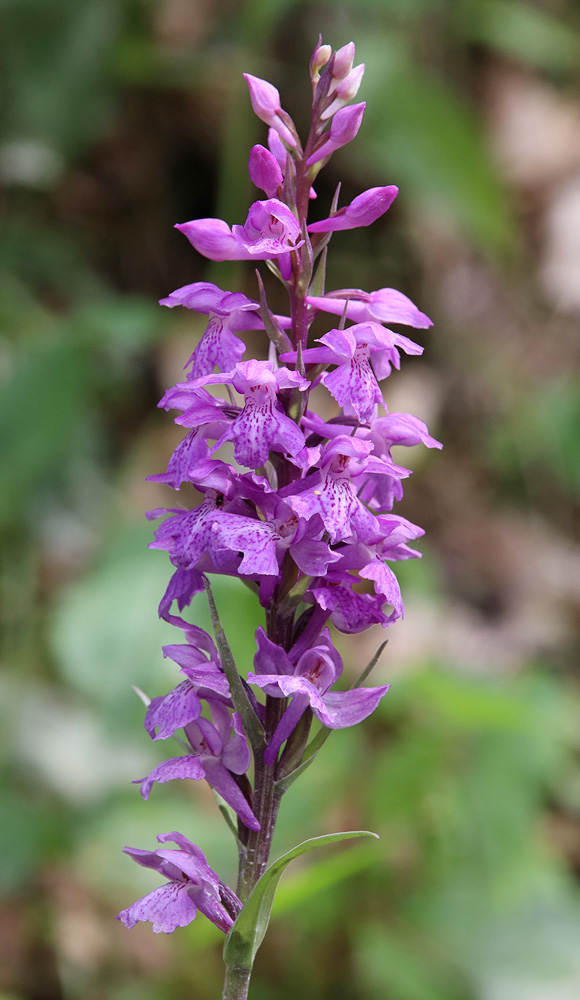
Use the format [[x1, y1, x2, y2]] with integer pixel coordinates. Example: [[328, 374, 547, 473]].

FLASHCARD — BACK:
[[187, 359, 310, 469], [287, 435, 410, 542], [175, 199, 303, 262], [159, 282, 281, 378], [136, 700, 260, 831], [248, 627, 390, 764], [116, 832, 238, 934], [283, 323, 423, 421]]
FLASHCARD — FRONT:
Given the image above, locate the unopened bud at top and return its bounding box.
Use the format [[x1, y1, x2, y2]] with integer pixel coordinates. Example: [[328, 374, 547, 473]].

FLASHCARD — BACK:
[[310, 37, 332, 83], [244, 73, 280, 120]]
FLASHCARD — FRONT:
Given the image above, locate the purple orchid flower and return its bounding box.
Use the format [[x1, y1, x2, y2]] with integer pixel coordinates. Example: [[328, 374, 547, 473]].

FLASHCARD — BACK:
[[144, 629, 231, 741], [283, 323, 422, 421], [307, 286, 432, 329], [287, 436, 410, 543], [187, 359, 309, 469], [136, 700, 260, 831], [175, 199, 303, 262], [308, 572, 395, 633], [248, 627, 390, 765], [116, 832, 237, 934], [159, 282, 285, 378], [308, 186, 398, 233]]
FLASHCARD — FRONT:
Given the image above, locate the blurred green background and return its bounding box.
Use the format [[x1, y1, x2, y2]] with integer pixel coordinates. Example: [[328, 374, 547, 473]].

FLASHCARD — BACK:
[[1, 1, 580, 998]]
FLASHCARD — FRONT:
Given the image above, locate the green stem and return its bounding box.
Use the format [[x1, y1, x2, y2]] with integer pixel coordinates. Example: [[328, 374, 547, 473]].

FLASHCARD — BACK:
[[222, 963, 252, 1000]]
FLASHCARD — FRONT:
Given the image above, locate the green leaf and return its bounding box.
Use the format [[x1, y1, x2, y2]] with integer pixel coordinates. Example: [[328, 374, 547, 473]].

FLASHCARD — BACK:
[[224, 830, 379, 970]]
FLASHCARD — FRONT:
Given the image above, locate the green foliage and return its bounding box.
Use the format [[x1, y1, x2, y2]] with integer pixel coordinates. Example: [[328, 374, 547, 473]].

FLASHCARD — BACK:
[[224, 831, 379, 970]]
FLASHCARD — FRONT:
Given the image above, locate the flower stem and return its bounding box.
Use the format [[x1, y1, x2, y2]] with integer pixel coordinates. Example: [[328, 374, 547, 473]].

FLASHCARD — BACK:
[[222, 962, 252, 1000]]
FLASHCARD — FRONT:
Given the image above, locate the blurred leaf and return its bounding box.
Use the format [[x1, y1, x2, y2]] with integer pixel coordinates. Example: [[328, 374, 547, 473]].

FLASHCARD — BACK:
[[0, 336, 92, 527], [466, 0, 580, 75], [49, 523, 176, 723], [0, 0, 124, 165], [354, 920, 469, 1000]]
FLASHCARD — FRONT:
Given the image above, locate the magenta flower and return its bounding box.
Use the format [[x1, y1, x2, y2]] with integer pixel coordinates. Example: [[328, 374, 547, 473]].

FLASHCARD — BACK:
[[116, 832, 237, 934], [188, 360, 309, 469], [248, 628, 390, 764], [136, 701, 260, 831], [308, 186, 398, 233], [159, 281, 277, 378], [306, 103, 366, 167], [287, 436, 410, 542], [231, 199, 303, 256], [176, 199, 303, 262], [283, 322, 422, 420]]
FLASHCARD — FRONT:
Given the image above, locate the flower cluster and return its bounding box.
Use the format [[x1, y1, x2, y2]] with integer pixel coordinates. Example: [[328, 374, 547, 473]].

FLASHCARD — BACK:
[[117, 38, 439, 943]]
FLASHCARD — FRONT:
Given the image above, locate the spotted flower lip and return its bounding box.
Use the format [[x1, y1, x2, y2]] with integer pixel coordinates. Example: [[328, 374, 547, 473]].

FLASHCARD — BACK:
[[186, 360, 310, 469], [116, 832, 237, 934], [159, 281, 290, 379]]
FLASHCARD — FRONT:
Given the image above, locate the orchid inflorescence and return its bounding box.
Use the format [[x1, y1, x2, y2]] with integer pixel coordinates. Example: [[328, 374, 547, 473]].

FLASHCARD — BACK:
[[116, 37, 440, 999]]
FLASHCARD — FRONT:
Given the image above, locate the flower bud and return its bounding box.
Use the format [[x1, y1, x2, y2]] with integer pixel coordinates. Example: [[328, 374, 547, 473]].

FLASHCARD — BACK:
[[321, 64, 365, 120], [306, 102, 366, 167], [332, 42, 355, 79], [249, 144, 284, 197], [310, 38, 332, 82], [244, 73, 297, 148], [243, 73, 281, 121]]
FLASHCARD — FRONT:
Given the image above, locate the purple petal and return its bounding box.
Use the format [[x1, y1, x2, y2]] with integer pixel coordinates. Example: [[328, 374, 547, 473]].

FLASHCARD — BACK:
[[263, 695, 309, 766], [253, 628, 293, 679], [210, 515, 280, 576], [117, 882, 198, 934], [144, 681, 203, 740], [316, 685, 390, 727], [322, 355, 383, 421], [176, 219, 258, 262], [136, 755, 206, 800], [201, 759, 260, 831]]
